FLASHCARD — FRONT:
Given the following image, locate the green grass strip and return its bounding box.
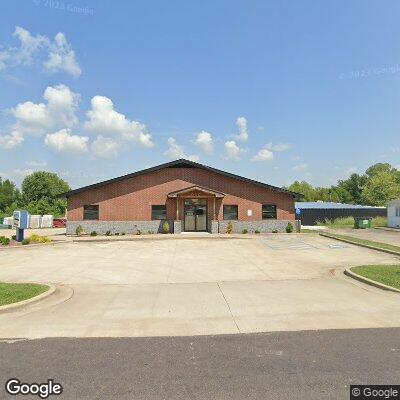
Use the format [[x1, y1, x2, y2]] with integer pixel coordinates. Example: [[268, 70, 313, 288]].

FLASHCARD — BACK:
[[351, 265, 400, 290], [0, 282, 49, 306], [320, 233, 400, 254]]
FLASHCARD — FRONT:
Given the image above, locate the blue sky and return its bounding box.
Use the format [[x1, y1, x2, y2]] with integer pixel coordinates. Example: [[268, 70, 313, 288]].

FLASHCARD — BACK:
[[0, 0, 399, 189]]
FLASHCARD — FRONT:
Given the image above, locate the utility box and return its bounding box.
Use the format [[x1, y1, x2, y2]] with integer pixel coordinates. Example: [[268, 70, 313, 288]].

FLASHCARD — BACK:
[[354, 217, 372, 229], [13, 210, 30, 229]]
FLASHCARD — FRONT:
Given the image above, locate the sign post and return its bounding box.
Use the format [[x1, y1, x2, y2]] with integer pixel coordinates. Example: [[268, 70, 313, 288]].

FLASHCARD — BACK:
[[13, 210, 29, 242]]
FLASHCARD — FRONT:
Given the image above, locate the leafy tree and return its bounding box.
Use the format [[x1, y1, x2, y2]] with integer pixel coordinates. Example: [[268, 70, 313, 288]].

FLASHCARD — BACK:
[[365, 163, 396, 177], [361, 171, 400, 206], [0, 178, 20, 212], [286, 181, 316, 201], [337, 173, 367, 204], [21, 172, 70, 217]]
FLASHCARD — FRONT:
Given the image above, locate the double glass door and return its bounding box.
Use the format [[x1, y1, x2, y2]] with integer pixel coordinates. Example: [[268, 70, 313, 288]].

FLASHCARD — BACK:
[[184, 198, 207, 231]]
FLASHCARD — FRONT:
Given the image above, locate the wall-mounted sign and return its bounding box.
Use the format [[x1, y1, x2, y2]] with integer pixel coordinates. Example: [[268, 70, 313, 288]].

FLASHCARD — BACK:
[[247, 209, 252, 217]]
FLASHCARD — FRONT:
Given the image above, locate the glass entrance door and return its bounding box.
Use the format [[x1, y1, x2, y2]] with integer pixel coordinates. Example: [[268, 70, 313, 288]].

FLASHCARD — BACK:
[[184, 199, 207, 231]]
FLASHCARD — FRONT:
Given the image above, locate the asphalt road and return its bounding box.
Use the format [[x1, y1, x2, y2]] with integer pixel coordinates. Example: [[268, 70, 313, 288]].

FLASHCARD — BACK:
[[1, 328, 400, 399]]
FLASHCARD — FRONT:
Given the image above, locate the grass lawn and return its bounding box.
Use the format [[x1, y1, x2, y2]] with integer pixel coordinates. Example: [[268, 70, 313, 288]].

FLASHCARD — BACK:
[[351, 265, 400, 290], [316, 216, 387, 229], [0, 282, 49, 306], [321, 233, 400, 254]]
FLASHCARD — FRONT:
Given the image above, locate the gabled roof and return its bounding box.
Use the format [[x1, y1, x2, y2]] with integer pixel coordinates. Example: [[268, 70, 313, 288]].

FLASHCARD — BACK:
[[167, 185, 226, 198], [60, 159, 302, 199]]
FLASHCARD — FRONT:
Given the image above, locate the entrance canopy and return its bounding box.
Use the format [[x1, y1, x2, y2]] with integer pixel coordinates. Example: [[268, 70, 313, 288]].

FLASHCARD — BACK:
[[167, 185, 225, 198]]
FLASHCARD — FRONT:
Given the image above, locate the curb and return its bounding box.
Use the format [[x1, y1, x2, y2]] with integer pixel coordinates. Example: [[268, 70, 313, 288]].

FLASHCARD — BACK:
[[0, 241, 66, 251], [319, 233, 400, 257], [344, 269, 400, 293], [0, 284, 56, 313]]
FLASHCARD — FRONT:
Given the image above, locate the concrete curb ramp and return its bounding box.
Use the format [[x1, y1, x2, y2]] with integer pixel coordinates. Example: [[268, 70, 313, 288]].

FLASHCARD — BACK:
[[0, 284, 56, 313], [344, 269, 400, 293], [319, 233, 400, 257]]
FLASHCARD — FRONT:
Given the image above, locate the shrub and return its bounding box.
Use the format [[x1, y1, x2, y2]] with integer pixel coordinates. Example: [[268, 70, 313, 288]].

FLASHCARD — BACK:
[[90, 231, 97, 236], [11, 235, 16, 241], [286, 222, 294, 233], [121, 232, 126, 236], [226, 221, 233, 234], [272, 229, 278, 233], [0, 236, 10, 245], [75, 225, 84, 236], [162, 221, 170, 234], [254, 230, 260, 234], [115, 232, 120, 236], [29, 234, 51, 243], [242, 229, 248, 234], [136, 230, 141, 235], [21, 238, 30, 245], [105, 230, 111, 236]]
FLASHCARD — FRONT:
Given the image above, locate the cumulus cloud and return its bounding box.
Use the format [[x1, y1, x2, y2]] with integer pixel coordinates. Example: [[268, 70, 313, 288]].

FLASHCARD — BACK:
[[194, 130, 213, 154], [164, 137, 199, 162], [251, 147, 274, 162], [265, 142, 291, 152], [0, 130, 24, 149], [84, 96, 153, 148], [223, 140, 245, 161], [44, 128, 88, 154], [0, 26, 81, 77], [234, 116, 248, 141], [10, 84, 79, 137], [91, 136, 120, 159], [43, 32, 81, 77]]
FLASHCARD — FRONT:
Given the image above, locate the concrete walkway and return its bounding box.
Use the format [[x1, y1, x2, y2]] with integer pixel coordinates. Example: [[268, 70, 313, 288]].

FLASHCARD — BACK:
[[0, 235, 399, 338]]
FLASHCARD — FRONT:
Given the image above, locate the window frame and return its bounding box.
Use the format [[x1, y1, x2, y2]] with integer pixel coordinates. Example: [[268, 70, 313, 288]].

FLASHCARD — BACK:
[[152, 205, 167, 220], [223, 205, 238, 220], [83, 204, 99, 220], [262, 204, 277, 220]]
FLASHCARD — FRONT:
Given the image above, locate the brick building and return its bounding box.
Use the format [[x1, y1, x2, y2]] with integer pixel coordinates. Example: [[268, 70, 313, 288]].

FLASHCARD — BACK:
[[62, 159, 301, 234]]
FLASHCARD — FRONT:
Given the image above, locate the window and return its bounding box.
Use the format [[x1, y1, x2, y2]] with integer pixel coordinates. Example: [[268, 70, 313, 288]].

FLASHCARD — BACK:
[[262, 204, 277, 219], [152, 205, 167, 220], [396, 206, 400, 217], [223, 205, 238, 220], [83, 205, 99, 220]]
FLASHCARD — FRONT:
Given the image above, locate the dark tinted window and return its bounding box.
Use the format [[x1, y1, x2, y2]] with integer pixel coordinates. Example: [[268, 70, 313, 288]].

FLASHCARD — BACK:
[[152, 205, 167, 220], [223, 205, 238, 220], [262, 205, 277, 219], [83, 205, 99, 220]]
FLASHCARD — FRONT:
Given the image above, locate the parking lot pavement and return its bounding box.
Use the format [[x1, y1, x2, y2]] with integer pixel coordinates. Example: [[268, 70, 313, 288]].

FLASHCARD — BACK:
[[329, 227, 400, 247], [0, 235, 399, 338]]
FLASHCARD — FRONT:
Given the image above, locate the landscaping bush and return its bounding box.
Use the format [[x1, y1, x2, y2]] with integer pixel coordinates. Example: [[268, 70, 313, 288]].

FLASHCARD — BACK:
[[254, 230, 260, 234], [90, 231, 97, 236], [136, 230, 142, 235], [21, 238, 30, 245], [29, 234, 51, 243], [226, 221, 234, 234], [11, 235, 16, 241], [272, 229, 278, 233], [115, 232, 120, 236], [162, 221, 170, 234], [105, 230, 111, 236], [75, 225, 84, 236], [286, 222, 294, 233], [0, 236, 10, 245], [242, 229, 248, 234], [121, 232, 126, 236]]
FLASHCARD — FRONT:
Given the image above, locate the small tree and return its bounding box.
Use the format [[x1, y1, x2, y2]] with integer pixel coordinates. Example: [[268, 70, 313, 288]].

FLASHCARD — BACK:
[[162, 221, 170, 234], [226, 221, 233, 234], [75, 225, 84, 236]]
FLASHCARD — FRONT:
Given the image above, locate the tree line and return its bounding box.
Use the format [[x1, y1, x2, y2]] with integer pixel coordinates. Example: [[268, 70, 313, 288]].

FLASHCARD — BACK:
[[0, 171, 70, 220], [286, 163, 400, 206]]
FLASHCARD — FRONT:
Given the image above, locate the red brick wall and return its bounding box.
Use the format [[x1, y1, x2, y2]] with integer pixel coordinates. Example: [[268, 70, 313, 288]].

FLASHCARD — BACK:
[[67, 167, 295, 221]]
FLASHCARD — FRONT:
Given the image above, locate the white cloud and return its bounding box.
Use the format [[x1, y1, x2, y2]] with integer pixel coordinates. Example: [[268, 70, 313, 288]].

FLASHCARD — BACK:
[[223, 140, 245, 161], [164, 137, 199, 162], [194, 130, 213, 154], [292, 163, 308, 171], [91, 136, 120, 159], [27, 160, 47, 167], [265, 142, 291, 152], [0, 130, 23, 149], [0, 26, 81, 77], [45, 128, 88, 154], [12, 168, 34, 177], [84, 96, 153, 147], [234, 116, 248, 142], [43, 32, 81, 77], [9, 84, 79, 138], [251, 147, 274, 162]]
